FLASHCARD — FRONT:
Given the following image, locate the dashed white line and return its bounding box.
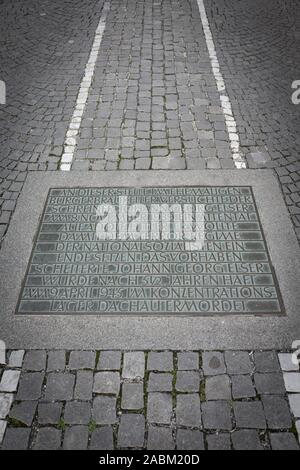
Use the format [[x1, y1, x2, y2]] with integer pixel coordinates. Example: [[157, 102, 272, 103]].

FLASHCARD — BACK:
[[196, 0, 246, 169], [60, 1, 110, 171]]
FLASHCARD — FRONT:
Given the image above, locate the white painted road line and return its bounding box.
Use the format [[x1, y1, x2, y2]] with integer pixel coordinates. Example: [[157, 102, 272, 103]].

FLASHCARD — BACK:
[[60, 1, 110, 171], [196, 0, 246, 169]]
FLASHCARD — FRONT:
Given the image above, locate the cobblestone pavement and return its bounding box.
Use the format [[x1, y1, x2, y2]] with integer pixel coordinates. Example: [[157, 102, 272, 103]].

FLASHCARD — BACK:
[[205, 0, 300, 240], [0, 350, 300, 450]]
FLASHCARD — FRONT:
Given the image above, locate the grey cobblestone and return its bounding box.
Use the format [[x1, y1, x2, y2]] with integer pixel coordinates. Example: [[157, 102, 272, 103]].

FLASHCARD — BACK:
[[118, 414, 145, 448], [176, 429, 204, 450], [68, 351, 96, 370], [206, 433, 231, 450], [176, 394, 201, 428], [92, 396, 117, 425], [233, 402, 266, 429], [93, 372, 120, 395], [122, 352, 145, 379], [45, 373, 75, 401], [16, 373, 44, 401], [205, 375, 231, 401], [23, 350, 46, 371], [147, 393, 172, 425], [147, 352, 173, 372], [63, 425, 88, 450], [202, 352, 226, 376], [47, 351, 66, 372], [9, 401, 37, 427], [232, 430, 263, 451], [202, 401, 232, 431], [90, 426, 114, 450], [64, 401, 91, 425], [2, 428, 31, 450], [1, 349, 300, 449], [177, 352, 199, 370], [38, 402, 62, 424], [34, 427, 62, 450], [175, 371, 200, 393], [97, 351, 121, 370], [225, 351, 252, 375], [147, 426, 174, 450], [148, 373, 173, 393], [74, 371, 93, 401]]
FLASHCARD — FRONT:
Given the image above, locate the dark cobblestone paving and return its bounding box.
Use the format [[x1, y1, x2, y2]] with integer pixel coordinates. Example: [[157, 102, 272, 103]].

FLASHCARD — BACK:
[[73, 0, 233, 171], [0, 350, 299, 450], [205, 0, 300, 241], [0, 0, 105, 244]]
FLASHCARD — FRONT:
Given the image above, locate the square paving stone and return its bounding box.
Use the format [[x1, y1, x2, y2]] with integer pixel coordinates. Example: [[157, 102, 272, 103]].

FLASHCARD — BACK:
[[147, 425, 175, 450], [0, 370, 21, 392], [38, 402, 62, 424], [47, 351, 66, 371], [121, 383, 144, 409], [92, 396, 117, 425], [254, 373, 285, 395], [118, 414, 145, 448], [262, 396, 292, 429], [283, 373, 300, 392], [93, 372, 120, 395], [33, 427, 61, 450], [23, 350, 46, 371], [122, 352, 145, 379], [176, 429, 204, 450], [147, 393, 173, 425], [288, 394, 300, 417], [232, 430, 263, 450], [16, 373, 44, 401], [177, 352, 199, 370], [202, 401, 232, 430], [278, 353, 299, 371], [45, 373, 75, 401], [224, 351, 252, 375], [231, 375, 256, 399], [176, 394, 201, 428], [90, 426, 114, 450], [64, 401, 91, 425], [148, 373, 173, 392], [205, 375, 231, 400], [97, 351, 121, 370], [68, 351, 96, 370], [176, 371, 200, 392], [270, 432, 299, 450], [254, 351, 280, 372], [206, 433, 231, 450], [202, 352, 226, 376], [147, 352, 173, 371], [1, 428, 31, 450], [63, 425, 89, 450], [233, 402, 266, 429], [74, 371, 93, 400], [8, 351, 25, 368], [9, 401, 37, 426]]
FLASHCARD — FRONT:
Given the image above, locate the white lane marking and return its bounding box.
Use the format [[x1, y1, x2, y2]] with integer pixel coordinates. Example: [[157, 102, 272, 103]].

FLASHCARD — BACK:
[[196, 0, 246, 169], [60, 1, 110, 171]]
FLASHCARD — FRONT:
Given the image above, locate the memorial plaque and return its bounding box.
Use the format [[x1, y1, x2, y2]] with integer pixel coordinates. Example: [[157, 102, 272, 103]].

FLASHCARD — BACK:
[[16, 186, 284, 316]]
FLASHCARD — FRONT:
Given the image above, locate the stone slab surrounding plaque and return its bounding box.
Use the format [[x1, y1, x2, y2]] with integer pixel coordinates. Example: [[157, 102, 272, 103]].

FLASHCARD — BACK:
[[16, 186, 284, 316]]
